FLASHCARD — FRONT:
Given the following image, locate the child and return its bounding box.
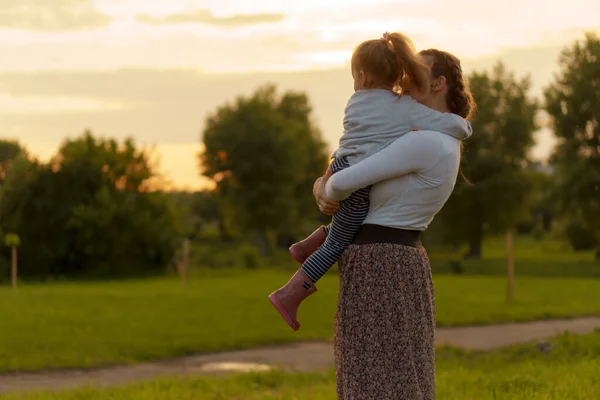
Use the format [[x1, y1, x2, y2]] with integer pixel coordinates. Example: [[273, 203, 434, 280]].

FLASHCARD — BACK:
[[268, 32, 472, 331]]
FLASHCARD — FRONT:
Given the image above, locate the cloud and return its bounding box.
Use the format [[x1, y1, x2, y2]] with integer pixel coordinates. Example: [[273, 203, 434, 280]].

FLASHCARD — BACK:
[[0, 0, 111, 32], [137, 10, 285, 27], [290, 0, 600, 59], [0, 68, 352, 144], [0, 43, 563, 159], [0, 40, 564, 189]]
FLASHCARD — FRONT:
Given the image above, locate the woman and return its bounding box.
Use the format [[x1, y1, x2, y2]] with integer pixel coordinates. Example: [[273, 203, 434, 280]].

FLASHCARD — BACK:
[[313, 48, 476, 400]]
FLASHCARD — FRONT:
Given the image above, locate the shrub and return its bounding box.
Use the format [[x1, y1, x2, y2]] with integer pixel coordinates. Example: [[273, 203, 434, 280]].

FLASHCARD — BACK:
[[565, 221, 597, 251], [239, 244, 262, 269]]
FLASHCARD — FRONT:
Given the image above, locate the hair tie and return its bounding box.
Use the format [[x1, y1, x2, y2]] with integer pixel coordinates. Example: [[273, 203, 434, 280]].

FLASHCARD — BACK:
[[382, 32, 390, 41]]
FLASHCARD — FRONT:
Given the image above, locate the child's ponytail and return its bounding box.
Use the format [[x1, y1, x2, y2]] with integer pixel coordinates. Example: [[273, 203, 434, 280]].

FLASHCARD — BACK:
[[351, 32, 429, 91], [386, 32, 429, 92]]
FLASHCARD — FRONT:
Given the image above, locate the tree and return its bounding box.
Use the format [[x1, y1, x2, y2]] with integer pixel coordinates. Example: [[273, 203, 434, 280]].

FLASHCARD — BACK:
[[544, 32, 600, 258], [515, 165, 556, 236], [0, 140, 26, 184], [275, 91, 331, 248], [0, 132, 179, 277], [200, 85, 329, 255], [188, 190, 234, 241], [437, 63, 539, 258], [0, 139, 27, 185]]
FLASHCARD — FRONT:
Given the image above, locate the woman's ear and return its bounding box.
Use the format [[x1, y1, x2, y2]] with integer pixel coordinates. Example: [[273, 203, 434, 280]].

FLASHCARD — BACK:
[[431, 76, 447, 93]]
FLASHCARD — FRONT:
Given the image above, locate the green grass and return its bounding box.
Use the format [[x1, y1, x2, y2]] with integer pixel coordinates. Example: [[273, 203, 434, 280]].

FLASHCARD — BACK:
[[428, 235, 599, 277], [429, 234, 594, 262], [7, 331, 600, 399], [2, 270, 600, 373]]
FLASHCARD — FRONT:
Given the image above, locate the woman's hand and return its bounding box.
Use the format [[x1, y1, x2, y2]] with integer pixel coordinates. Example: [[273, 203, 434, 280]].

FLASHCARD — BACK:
[[313, 171, 340, 216]]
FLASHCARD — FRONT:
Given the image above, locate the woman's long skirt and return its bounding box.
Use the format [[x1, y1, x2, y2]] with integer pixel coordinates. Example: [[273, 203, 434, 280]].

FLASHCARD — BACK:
[[334, 243, 436, 400]]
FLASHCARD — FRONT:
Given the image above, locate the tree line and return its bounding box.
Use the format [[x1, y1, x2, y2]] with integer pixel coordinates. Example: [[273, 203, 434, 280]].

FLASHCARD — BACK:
[[0, 134, 182, 278], [0, 32, 598, 280]]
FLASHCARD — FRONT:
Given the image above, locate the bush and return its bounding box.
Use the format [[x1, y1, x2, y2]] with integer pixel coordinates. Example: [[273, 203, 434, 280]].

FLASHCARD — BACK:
[[239, 245, 262, 269], [191, 243, 238, 268], [565, 221, 598, 251], [448, 260, 464, 275], [532, 220, 546, 241], [190, 240, 266, 269], [0, 256, 9, 283]]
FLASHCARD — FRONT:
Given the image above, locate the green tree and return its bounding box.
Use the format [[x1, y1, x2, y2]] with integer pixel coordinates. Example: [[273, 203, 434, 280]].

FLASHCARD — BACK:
[[544, 32, 600, 258], [275, 91, 331, 248], [0, 140, 26, 184], [437, 63, 539, 258], [188, 190, 233, 240], [200, 85, 329, 255], [523, 166, 556, 235], [0, 132, 179, 277]]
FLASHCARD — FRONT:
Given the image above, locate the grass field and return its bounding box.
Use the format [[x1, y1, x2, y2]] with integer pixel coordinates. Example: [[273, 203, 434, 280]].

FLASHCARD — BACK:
[[2, 269, 600, 373], [7, 331, 600, 399], [427, 235, 599, 277]]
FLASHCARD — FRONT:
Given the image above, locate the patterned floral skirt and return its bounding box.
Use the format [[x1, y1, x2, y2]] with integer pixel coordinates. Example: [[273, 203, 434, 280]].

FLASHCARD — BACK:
[[334, 243, 436, 400]]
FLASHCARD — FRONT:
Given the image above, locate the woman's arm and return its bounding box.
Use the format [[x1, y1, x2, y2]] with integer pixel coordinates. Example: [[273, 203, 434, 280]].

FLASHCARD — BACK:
[[313, 166, 340, 216], [325, 131, 444, 201]]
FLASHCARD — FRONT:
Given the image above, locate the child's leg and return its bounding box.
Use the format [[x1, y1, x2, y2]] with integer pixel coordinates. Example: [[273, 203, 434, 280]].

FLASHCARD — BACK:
[[269, 157, 369, 331], [288, 165, 335, 262], [300, 156, 371, 283], [301, 184, 370, 283], [289, 225, 328, 263]]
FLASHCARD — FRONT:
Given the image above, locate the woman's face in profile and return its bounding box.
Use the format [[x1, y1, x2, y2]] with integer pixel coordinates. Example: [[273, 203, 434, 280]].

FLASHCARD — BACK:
[[400, 55, 433, 106]]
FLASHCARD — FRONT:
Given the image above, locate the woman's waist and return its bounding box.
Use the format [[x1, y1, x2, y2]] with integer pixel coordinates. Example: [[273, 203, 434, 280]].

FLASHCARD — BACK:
[[351, 224, 422, 247]]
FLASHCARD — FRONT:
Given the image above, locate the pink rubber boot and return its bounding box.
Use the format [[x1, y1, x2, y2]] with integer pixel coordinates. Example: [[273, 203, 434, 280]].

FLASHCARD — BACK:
[[289, 226, 327, 263], [268, 269, 317, 331]]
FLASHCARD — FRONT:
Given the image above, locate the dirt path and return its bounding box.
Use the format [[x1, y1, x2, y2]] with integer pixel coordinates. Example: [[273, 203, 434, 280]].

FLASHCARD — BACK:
[[1, 316, 600, 394]]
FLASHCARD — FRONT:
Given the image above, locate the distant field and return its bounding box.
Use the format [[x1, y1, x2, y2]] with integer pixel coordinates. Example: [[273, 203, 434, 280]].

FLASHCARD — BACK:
[[193, 233, 599, 277], [8, 331, 600, 399], [428, 234, 599, 277], [429, 234, 592, 262], [2, 269, 600, 372]]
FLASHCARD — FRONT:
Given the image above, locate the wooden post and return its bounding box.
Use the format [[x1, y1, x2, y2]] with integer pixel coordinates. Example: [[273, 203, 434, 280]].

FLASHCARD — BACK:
[[506, 230, 514, 302], [11, 247, 17, 290], [182, 238, 190, 286]]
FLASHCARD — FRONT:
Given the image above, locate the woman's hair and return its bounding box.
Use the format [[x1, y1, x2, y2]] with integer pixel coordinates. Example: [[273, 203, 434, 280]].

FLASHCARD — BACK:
[[419, 49, 475, 184], [351, 32, 429, 92], [418, 49, 476, 119]]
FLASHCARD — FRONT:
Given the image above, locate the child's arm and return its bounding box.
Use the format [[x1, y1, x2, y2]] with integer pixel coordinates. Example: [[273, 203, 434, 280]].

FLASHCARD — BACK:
[[405, 96, 472, 140]]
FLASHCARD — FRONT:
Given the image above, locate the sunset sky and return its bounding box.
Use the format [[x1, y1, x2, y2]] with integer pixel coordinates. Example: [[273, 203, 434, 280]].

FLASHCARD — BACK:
[[2, 0, 599, 190]]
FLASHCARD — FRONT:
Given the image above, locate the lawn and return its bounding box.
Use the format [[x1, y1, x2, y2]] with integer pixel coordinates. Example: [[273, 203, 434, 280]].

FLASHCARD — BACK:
[[7, 331, 600, 399], [2, 270, 600, 372], [428, 234, 600, 277]]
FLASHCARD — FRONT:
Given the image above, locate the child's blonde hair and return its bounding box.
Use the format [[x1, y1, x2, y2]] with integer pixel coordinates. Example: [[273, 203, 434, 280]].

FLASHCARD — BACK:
[[351, 32, 429, 92]]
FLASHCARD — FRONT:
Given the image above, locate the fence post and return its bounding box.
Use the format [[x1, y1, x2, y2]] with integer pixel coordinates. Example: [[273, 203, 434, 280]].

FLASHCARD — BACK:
[[182, 238, 190, 286], [11, 247, 17, 290], [506, 230, 515, 302]]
